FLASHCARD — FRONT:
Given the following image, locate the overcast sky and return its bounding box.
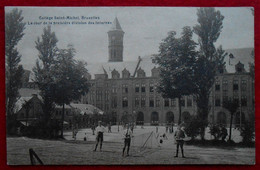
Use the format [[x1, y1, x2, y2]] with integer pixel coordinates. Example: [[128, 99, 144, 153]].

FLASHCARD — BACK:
[[5, 7, 254, 70]]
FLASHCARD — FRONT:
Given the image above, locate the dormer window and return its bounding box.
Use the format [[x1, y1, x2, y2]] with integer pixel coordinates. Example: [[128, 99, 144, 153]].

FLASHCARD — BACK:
[[122, 68, 130, 78], [151, 67, 159, 77], [235, 61, 245, 73], [137, 68, 146, 78], [111, 69, 120, 79]]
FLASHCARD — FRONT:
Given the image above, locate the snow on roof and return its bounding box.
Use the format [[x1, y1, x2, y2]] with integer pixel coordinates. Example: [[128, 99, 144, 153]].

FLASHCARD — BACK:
[[15, 96, 34, 112], [224, 48, 254, 73], [70, 103, 104, 115], [19, 88, 40, 97]]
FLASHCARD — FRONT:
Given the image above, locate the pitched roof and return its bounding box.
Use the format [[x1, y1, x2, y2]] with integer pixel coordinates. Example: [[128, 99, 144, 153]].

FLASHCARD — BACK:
[[15, 96, 33, 112], [19, 88, 40, 97], [110, 17, 123, 31], [87, 48, 253, 78], [224, 48, 254, 73], [70, 103, 104, 115], [87, 59, 139, 79]]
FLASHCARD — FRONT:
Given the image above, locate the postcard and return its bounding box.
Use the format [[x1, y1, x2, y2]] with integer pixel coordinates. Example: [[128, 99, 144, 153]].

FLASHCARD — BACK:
[[5, 7, 255, 165]]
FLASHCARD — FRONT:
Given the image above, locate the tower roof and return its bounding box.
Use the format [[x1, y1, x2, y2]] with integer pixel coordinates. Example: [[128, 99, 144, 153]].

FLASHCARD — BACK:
[[110, 17, 123, 31]]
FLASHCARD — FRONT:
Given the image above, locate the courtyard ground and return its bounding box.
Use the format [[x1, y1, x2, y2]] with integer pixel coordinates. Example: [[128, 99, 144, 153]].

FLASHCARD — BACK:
[[6, 126, 255, 165]]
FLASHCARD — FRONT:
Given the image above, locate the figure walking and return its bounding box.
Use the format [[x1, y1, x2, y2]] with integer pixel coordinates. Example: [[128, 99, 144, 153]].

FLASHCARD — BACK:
[[92, 124, 95, 135], [108, 122, 112, 133], [93, 121, 105, 152], [122, 124, 133, 157], [174, 126, 186, 158]]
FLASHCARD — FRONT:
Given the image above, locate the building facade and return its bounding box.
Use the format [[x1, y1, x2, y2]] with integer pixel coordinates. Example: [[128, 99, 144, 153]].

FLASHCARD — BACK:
[[83, 17, 255, 127]]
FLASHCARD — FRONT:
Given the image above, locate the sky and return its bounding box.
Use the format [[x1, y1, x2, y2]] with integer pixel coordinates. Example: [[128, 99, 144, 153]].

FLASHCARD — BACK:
[[5, 7, 254, 70]]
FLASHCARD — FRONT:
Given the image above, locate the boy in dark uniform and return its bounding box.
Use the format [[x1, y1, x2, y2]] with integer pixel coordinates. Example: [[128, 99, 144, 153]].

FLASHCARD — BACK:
[[174, 126, 186, 158]]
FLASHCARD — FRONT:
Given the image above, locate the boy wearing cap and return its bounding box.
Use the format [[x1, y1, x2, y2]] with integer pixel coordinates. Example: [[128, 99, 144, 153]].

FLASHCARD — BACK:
[[174, 126, 186, 158]]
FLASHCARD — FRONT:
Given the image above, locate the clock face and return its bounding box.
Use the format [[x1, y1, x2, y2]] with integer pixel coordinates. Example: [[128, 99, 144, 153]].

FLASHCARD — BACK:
[[112, 36, 115, 40]]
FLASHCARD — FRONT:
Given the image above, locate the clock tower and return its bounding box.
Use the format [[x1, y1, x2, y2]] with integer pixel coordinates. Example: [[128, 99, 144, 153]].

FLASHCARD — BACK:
[[108, 17, 124, 62]]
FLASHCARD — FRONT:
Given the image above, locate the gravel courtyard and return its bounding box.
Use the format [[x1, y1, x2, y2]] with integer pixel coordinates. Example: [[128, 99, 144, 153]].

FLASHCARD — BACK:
[[6, 126, 255, 165]]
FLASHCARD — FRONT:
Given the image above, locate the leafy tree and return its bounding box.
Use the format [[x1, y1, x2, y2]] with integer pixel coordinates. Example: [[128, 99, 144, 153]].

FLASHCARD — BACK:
[[5, 8, 25, 120], [53, 45, 89, 137], [33, 26, 58, 135], [240, 121, 255, 145], [192, 8, 226, 139], [154, 26, 197, 124], [222, 98, 239, 142], [185, 116, 203, 140], [209, 124, 222, 140]]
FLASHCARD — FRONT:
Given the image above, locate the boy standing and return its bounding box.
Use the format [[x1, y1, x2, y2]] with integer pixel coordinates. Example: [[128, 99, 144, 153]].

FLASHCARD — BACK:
[[93, 121, 105, 152], [174, 126, 186, 158], [122, 124, 133, 157]]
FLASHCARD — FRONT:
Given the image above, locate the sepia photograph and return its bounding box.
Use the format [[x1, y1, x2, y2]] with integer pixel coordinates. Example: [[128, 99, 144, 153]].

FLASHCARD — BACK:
[[5, 7, 255, 165]]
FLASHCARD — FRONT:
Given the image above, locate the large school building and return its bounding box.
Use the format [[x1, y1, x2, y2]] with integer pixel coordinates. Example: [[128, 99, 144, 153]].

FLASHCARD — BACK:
[[82, 17, 255, 126]]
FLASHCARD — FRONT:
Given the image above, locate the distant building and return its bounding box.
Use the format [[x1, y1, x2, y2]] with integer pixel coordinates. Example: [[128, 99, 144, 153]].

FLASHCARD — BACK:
[[16, 94, 103, 129], [15, 94, 44, 126], [82, 17, 254, 126], [19, 17, 254, 127]]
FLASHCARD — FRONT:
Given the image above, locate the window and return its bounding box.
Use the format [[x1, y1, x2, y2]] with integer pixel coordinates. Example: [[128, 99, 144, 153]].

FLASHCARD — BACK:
[[215, 97, 221, 107], [156, 97, 160, 107], [241, 80, 247, 91], [171, 99, 176, 107], [122, 84, 128, 93], [96, 90, 102, 101], [141, 84, 146, 93], [150, 83, 154, 92], [187, 99, 192, 107], [90, 91, 94, 102], [141, 97, 146, 107], [233, 80, 239, 91], [111, 96, 117, 108], [181, 99, 185, 107], [237, 67, 242, 73], [149, 97, 154, 107], [164, 99, 169, 107], [135, 84, 140, 93], [135, 97, 140, 107], [215, 81, 220, 91], [241, 95, 247, 106], [112, 85, 117, 93], [233, 95, 239, 104], [223, 95, 228, 104], [122, 97, 128, 108], [105, 90, 109, 101], [222, 80, 228, 91]]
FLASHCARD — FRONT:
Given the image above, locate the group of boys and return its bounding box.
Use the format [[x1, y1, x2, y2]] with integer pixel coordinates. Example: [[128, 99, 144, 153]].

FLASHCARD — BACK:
[[93, 121, 133, 156], [92, 121, 186, 158]]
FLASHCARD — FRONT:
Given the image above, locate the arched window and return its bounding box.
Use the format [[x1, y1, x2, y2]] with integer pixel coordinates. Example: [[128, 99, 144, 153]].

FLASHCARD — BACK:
[[136, 112, 144, 125], [182, 112, 191, 123], [151, 112, 159, 125], [166, 112, 174, 124], [217, 112, 227, 125]]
